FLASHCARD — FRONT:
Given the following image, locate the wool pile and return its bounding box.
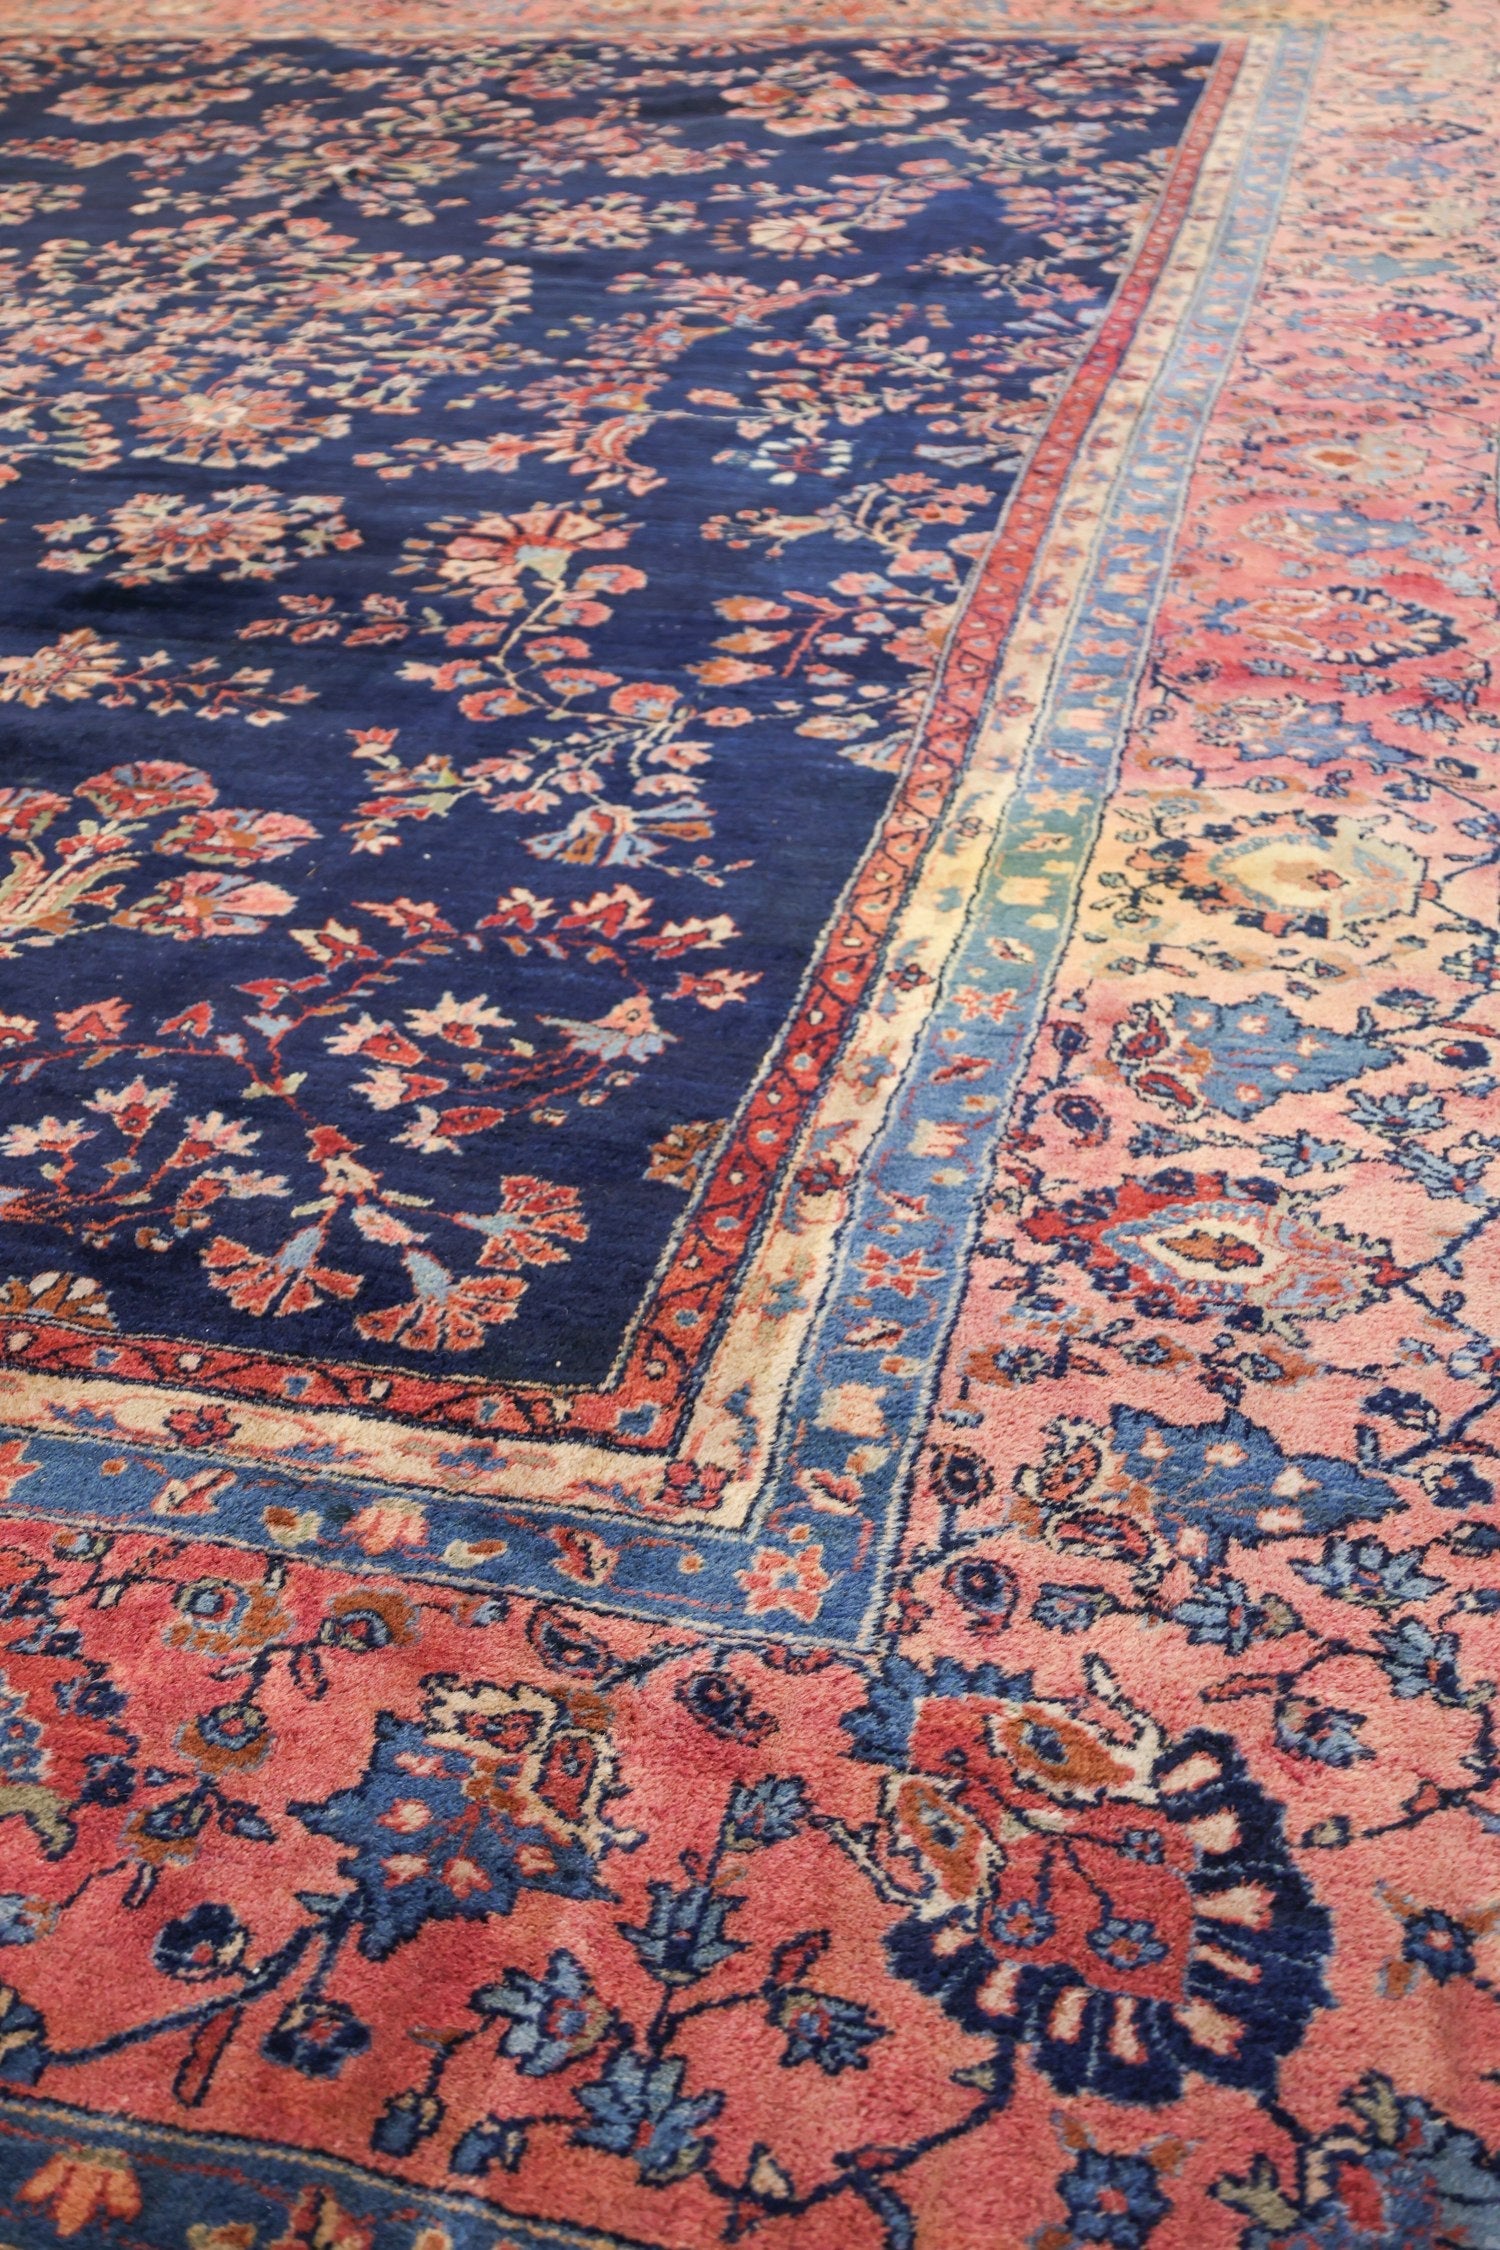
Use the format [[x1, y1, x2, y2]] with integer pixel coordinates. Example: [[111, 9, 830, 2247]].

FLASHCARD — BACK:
[[0, 2, 1495, 2244]]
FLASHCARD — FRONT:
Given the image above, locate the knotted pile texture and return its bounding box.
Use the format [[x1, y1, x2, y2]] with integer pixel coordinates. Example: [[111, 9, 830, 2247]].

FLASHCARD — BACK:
[[0, 1, 1496, 2245]]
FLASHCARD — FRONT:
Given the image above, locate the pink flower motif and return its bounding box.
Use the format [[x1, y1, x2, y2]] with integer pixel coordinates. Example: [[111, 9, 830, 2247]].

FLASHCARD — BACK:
[[346, 1498, 429, 1555], [354, 1250, 527, 1352], [167, 1111, 261, 1165], [453, 1176, 587, 1270], [154, 807, 319, 866], [18, 2148, 141, 2242], [403, 992, 513, 1047], [0, 630, 126, 708], [667, 968, 762, 1009], [77, 761, 216, 818], [609, 680, 679, 721], [0, 1115, 96, 1158], [114, 873, 296, 939], [85, 1077, 174, 1137], [737, 1542, 832, 1622], [541, 995, 673, 1062], [0, 786, 69, 839], [56, 999, 129, 1043], [202, 1227, 363, 1318]]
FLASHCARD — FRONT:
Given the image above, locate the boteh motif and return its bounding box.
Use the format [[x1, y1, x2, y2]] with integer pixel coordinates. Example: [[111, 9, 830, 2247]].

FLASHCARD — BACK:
[[0, 10, 1498, 2250]]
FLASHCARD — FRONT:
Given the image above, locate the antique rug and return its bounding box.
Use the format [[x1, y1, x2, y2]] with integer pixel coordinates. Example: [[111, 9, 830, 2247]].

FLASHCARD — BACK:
[[0, 0, 1496, 2243]]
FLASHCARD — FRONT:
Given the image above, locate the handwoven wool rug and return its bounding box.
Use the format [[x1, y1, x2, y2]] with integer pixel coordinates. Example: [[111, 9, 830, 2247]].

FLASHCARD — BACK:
[[0, 0, 1496, 2243]]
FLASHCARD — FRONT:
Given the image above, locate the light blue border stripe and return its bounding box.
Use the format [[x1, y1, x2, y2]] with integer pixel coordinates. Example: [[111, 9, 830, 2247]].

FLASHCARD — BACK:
[[766, 22, 1326, 1643]]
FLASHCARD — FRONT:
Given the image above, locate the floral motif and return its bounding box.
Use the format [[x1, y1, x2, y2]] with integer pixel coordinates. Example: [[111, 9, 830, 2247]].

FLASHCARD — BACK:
[[0, 23, 1208, 1396], [291, 1673, 630, 1959], [845, 1656, 1331, 2104], [1011, 1405, 1399, 1585], [0, 12, 1499, 2250], [38, 487, 360, 586], [1215, 2077, 1500, 2249], [0, 759, 310, 956], [1046, 2144, 1174, 2250]]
